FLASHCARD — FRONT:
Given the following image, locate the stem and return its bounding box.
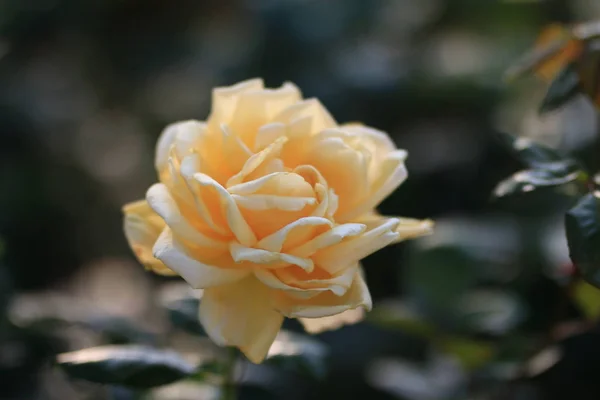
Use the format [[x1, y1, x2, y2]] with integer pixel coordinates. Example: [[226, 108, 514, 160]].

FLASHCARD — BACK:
[[220, 347, 238, 400]]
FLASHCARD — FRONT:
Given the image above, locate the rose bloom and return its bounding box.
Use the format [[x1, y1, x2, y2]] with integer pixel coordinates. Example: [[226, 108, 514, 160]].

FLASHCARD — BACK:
[[123, 79, 433, 363]]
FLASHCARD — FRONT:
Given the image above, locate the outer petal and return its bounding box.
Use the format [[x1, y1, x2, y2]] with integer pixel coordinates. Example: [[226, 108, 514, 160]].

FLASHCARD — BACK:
[[153, 228, 249, 288], [299, 308, 365, 334], [274, 267, 372, 318], [122, 200, 174, 276], [210, 78, 265, 123], [354, 211, 434, 243], [337, 150, 408, 222], [199, 276, 284, 363], [313, 218, 402, 275]]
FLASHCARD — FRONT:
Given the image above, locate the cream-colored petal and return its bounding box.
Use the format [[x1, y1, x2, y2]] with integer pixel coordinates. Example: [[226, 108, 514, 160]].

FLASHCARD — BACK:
[[273, 99, 336, 135], [257, 217, 333, 253], [153, 228, 249, 288], [299, 308, 365, 334], [229, 243, 314, 271], [210, 78, 265, 123], [193, 173, 257, 247], [226, 137, 288, 187], [232, 195, 317, 212], [179, 154, 231, 236], [155, 120, 206, 176], [199, 276, 283, 364], [229, 83, 302, 146], [275, 268, 372, 318], [288, 223, 366, 258], [338, 150, 408, 221], [354, 212, 434, 243], [146, 183, 227, 248], [313, 218, 401, 274], [254, 123, 286, 152], [123, 200, 175, 276], [275, 264, 356, 296]]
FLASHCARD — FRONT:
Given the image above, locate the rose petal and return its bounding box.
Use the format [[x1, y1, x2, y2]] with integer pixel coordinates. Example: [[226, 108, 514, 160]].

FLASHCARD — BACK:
[[299, 308, 365, 334], [274, 267, 372, 318], [199, 276, 284, 363], [288, 223, 366, 258], [337, 150, 408, 221], [146, 183, 228, 249], [153, 228, 249, 288], [257, 217, 333, 253], [122, 200, 174, 276], [229, 243, 314, 271], [210, 78, 265, 123], [313, 218, 401, 274], [193, 173, 257, 247]]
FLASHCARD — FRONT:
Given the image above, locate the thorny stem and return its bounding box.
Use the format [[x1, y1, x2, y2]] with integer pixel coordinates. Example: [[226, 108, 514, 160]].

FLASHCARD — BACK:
[[220, 347, 238, 400]]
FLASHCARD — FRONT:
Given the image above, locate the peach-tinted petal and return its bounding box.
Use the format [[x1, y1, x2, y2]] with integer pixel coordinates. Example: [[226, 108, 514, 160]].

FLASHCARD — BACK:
[[354, 211, 434, 243], [313, 218, 401, 274], [299, 308, 365, 334], [199, 276, 283, 363], [193, 173, 257, 247], [257, 217, 333, 253], [273, 99, 336, 135], [274, 268, 372, 318], [122, 200, 174, 276], [146, 183, 227, 249], [153, 228, 249, 288], [210, 78, 264, 123], [337, 150, 408, 221], [226, 137, 288, 187], [229, 243, 314, 271], [288, 223, 366, 258]]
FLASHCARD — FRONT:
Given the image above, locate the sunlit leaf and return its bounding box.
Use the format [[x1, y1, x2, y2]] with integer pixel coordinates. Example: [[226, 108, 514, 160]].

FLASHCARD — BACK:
[[496, 132, 566, 167], [539, 63, 580, 113], [438, 336, 496, 371], [566, 192, 600, 288], [493, 160, 584, 198], [573, 280, 600, 321], [57, 345, 195, 388], [457, 290, 525, 335], [368, 300, 436, 338]]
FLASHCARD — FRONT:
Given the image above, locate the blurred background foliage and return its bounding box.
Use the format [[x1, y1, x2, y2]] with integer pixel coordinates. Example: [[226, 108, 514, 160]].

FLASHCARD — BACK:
[[1, 0, 600, 399]]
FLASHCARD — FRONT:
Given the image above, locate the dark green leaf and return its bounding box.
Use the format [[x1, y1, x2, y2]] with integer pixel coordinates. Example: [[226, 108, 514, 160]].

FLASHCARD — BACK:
[[193, 359, 228, 381], [457, 290, 525, 335], [496, 132, 566, 167], [165, 297, 205, 336], [368, 300, 436, 338], [493, 160, 584, 198], [566, 193, 600, 287], [57, 345, 195, 388], [264, 331, 329, 380], [539, 63, 581, 113], [438, 336, 496, 370], [407, 246, 477, 323]]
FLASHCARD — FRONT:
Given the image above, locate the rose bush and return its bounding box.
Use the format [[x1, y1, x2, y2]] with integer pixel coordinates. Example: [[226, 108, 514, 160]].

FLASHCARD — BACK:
[[123, 79, 433, 363]]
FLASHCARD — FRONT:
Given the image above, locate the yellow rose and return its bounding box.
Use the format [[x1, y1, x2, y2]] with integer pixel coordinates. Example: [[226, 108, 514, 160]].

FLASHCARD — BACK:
[[123, 79, 433, 363]]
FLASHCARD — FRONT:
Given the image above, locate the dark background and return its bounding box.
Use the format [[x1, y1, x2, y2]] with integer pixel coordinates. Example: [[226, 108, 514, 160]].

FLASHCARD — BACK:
[[1, 0, 599, 399]]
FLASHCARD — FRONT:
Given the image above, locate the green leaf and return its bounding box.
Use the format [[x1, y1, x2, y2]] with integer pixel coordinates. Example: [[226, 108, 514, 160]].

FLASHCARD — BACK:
[[368, 300, 436, 338], [264, 331, 329, 380], [57, 345, 195, 388], [495, 132, 565, 167], [438, 337, 496, 371], [566, 193, 600, 287], [408, 246, 476, 322], [457, 290, 525, 335], [573, 280, 600, 321], [493, 160, 584, 198], [165, 297, 205, 336], [539, 63, 580, 113]]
